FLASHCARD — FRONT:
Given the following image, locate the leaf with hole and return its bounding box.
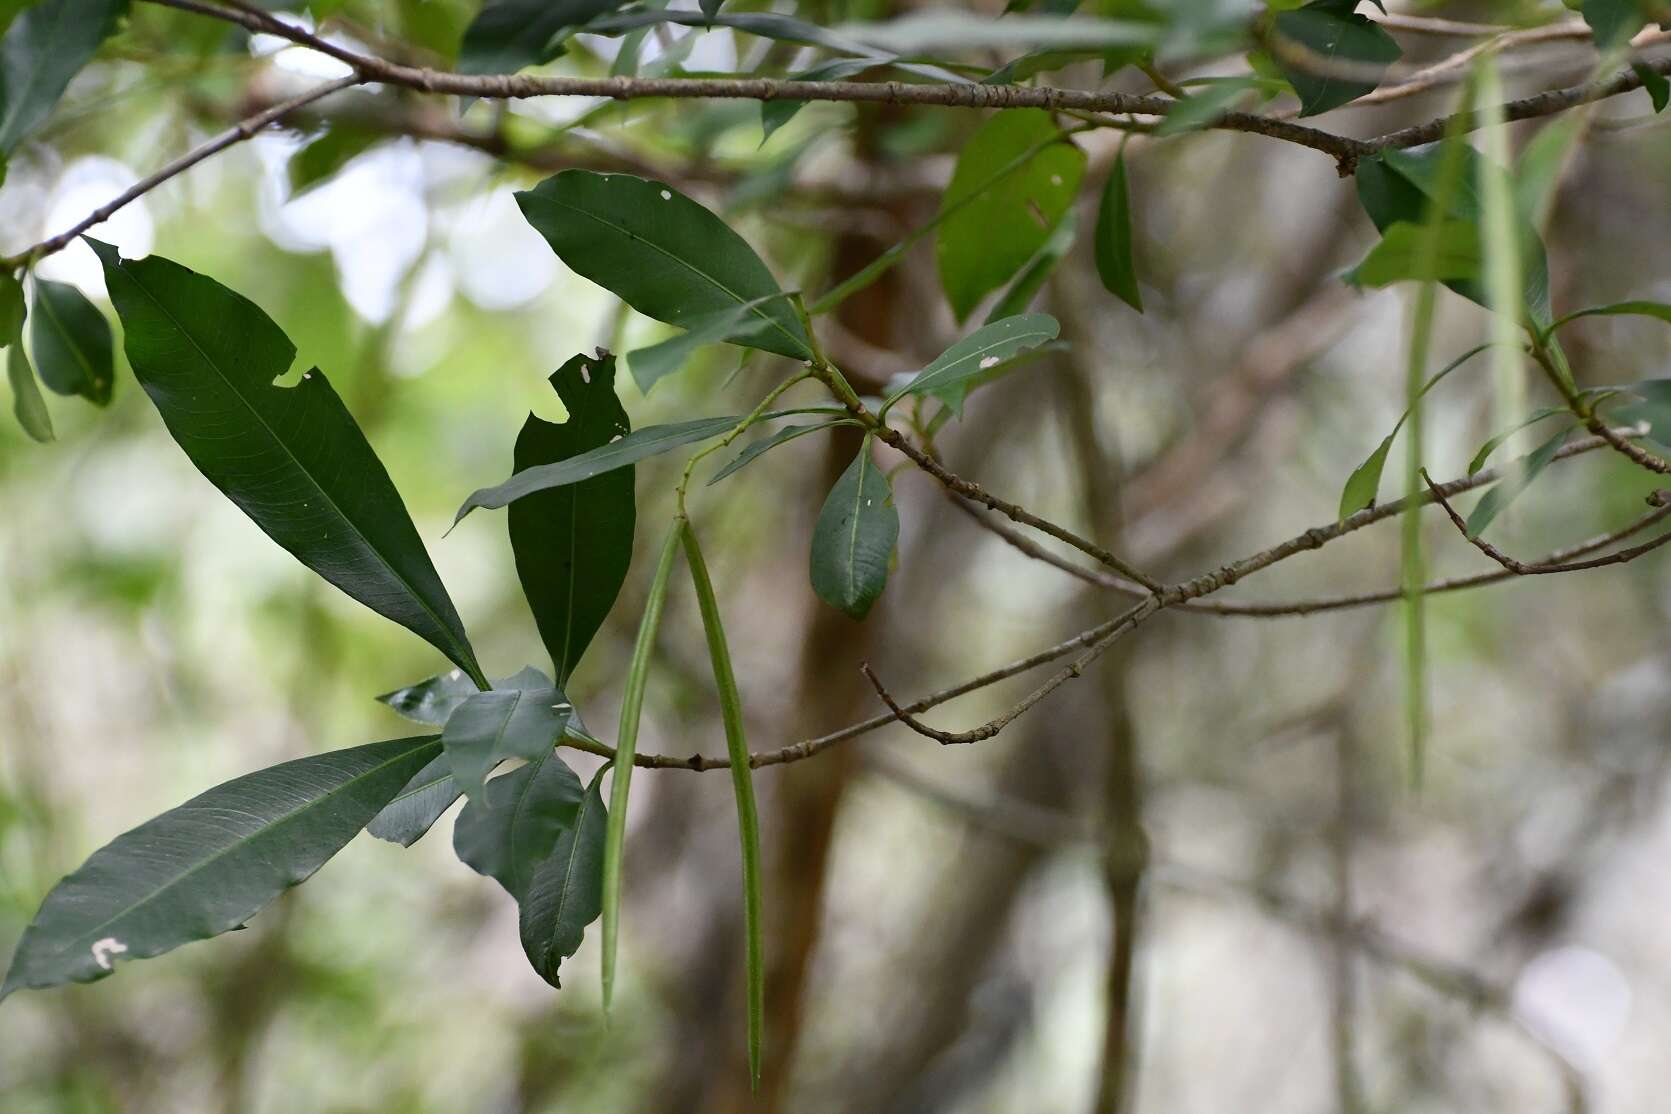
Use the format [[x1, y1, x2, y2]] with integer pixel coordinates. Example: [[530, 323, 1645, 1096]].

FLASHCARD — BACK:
[[936, 110, 1085, 321], [810, 438, 898, 619], [29, 278, 112, 405], [515, 170, 810, 360], [510, 354, 635, 685], [1, 735, 440, 1000], [92, 240, 485, 686]]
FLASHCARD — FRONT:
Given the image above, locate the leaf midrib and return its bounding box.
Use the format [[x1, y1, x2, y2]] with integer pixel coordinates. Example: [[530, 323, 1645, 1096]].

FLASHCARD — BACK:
[[36, 284, 101, 393]]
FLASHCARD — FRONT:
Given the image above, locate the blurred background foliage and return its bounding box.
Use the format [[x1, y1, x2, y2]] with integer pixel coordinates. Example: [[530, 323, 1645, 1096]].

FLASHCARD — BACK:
[[2, 0, 1671, 1110]]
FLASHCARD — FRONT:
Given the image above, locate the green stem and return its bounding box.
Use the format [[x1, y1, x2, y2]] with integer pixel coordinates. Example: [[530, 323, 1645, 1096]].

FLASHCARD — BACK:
[[677, 368, 812, 511]]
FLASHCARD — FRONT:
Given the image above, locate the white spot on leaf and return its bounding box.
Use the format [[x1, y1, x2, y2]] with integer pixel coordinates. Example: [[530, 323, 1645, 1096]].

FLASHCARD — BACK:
[[581, 363, 592, 384], [660, 189, 672, 200], [979, 356, 1000, 369], [91, 938, 128, 970]]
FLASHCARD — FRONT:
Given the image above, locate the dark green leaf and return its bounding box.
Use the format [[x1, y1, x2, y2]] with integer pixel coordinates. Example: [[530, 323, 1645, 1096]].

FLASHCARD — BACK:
[[441, 679, 571, 798], [29, 278, 112, 405], [936, 109, 1086, 321], [1155, 77, 1260, 135], [1, 735, 439, 999], [519, 763, 607, 988], [708, 419, 853, 485], [287, 126, 379, 200], [0, 268, 23, 338], [761, 57, 873, 142], [1582, 0, 1645, 49], [1271, 0, 1401, 117], [1465, 425, 1571, 537], [510, 354, 635, 685], [365, 752, 459, 847], [7, 338, 52, 442], [0, 0, 128, 154], [459, 0, 624, 76], [453, 752, 584, 899], [515, 170, 811, 359], [1345, 219, 1483, 287], [886, 314, 1061, 418], [1634, 62, 1669, 113], [810, 438, 898, 619], [626, 294, 790, 395], [91, 240, 484, 686], [1094, 151, 1142, 311]]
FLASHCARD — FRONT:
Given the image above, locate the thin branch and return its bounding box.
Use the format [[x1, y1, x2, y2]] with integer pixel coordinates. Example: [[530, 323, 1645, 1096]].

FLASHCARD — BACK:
[[1424, 475, 1671, 574], [1, 74, 363, 270]]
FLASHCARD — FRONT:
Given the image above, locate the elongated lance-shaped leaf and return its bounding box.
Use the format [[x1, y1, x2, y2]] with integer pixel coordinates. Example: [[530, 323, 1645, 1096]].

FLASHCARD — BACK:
[[681, 520, 766, 1089], [511, 354, 635, 686], [1545, 300, 1671, 338], [883, 314, 1060, 417], [1094, 151, 1142, 312], [90, 240, 486, 687], [708, 419, 855, 486], [602, 522, 682, 1011], [1465, 425, 1573, 538], [1, 735, 440, 1000], [520, 764, 608, 989], [7, 335, 52, 442], [1467, 405, 1568, 476], [761, 57, 874, 142], [810, 437, 899, 620], [989, 211, 1077, 324], [29, 278, 113, 405], [442, 678, 572, 798], [454, 408, 839, 524], [627, 294, 793, 395], [453, 752, 585, 899], [0, 0, 128, 154], [365, 752, 458, 847], [515, 170, 811, 360]]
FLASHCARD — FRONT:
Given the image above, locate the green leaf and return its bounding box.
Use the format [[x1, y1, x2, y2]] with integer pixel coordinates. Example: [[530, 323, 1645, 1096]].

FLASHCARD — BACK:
[[519, 763, 607, 989], [1094, 150, 1142, 311], [287, 126, 379, 200], [1155, 76, 1260, 135], [510, 354, 635, 685], [1270, 0, 1401, 117], [376, 669, 480, 726], [626, 294, 791, 395], [459, 0, 624, 75], [1514, 116, 1581, 230], [1465, 424, 1571, 537], [29, 278, 112, 405], [515, 170, 811, 360], [365, 752, 458, 848], [1634, 62, 1669, 113], [936, 109, 1086, 321], [838, 12, 1159, 53], [988, 211, 1077, 323], [761, 57, 873, 142], [681, 521, 765, 1088], [708, 419, 853, 486], [602, 522, 682, 1011], [1582, 0, 1645, 49], [0, 0, 128, 154], [453, 751, 584, 900], [809, 437, 898, 619], [0, 268, 25, 339], [1466, 405, 1568, 475], [1546, 300, 1671, 337], [7, 336, 52, 442], [885, 314, 1061, 417], [1, 735, 439, 1000], [91, 240, 485, 687], [1346, 219, 1483, 287], [1612, 378, 1671, 447], [441, 679, 572, 798]]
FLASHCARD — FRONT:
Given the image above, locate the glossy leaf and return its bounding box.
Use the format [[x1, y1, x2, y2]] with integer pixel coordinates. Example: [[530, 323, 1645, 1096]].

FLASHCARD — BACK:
[[885, 314, 1061, 416], [441, 679, 572, 798], [459, 0, 624, 75], [1345, 219, 1482, 287], [1271, 0, 1401, 117], [1095, 151, 1142, 311], [936, 110, 1086, 321], [627, 294, 791, 395], [708, 419, 853, 485], [810, 438, 898, 620], [1, 735, 439, 999], [365, 752, 459, 847], [681, 521, 765, 1087], [92, 240, 485, 687], [510, 354, 635, 685], [1465, 425, 1571, 537], [515, 170, 811, 359], [7, 338, 52, 442], [602, 523, 682, 1010], [453, 752, 584, 899], [0, 0, 128, 154], [29, 277, 112, 405], [519, 764, 607, 989]]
